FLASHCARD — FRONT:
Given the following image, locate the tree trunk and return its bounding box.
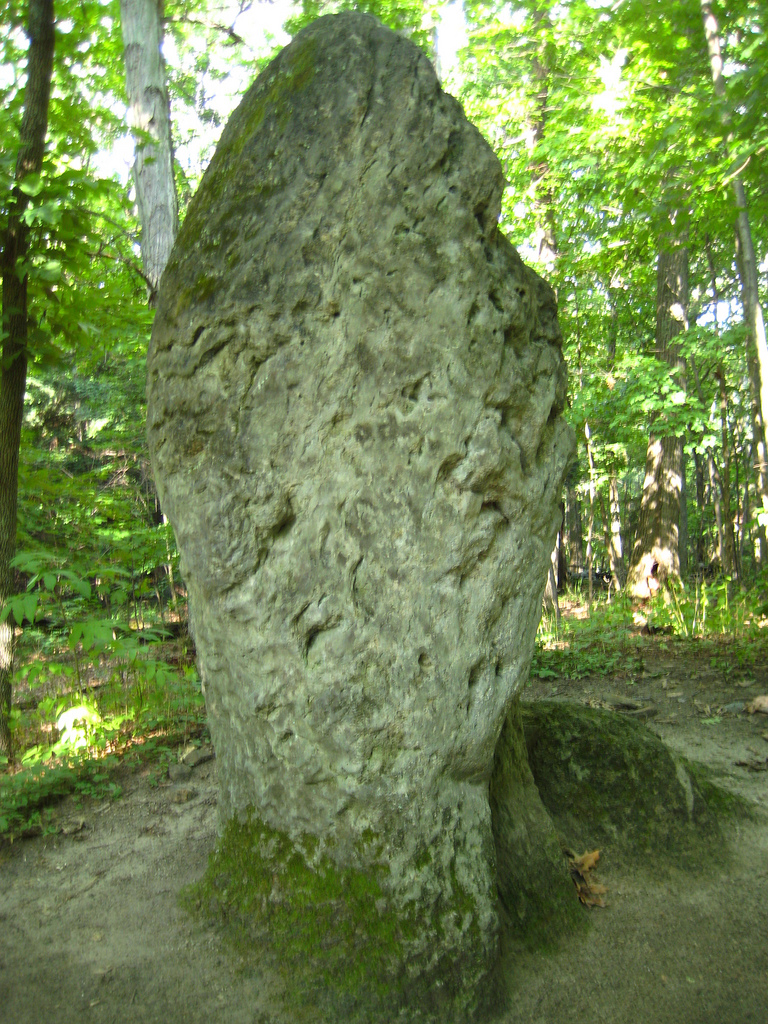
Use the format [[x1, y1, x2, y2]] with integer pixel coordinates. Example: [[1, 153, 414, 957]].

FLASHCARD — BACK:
[[121, 0, 178, 603], [585, 423, 596, 607], [679, 455, 688, 577], [715, 366, 737, 577], [627, 245, 688, 597], [0, 0, 55, 759], [741, 450, 751, 571], [608, 475, 625, 589], [527, 5, 557, 269], [120, 0, 178, 305], [708, 454, 724, 568], [565, 484, 583, 571], [693, 450, 706, 570], [556, 499, 568, 586], [700, 0, 768, 564]]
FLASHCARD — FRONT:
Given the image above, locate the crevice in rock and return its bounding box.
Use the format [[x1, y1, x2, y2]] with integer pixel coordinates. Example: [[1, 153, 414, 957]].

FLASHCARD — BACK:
[[194, 333, 230, 371], [480, 499, 509, 524], [418, 651, 433, 674], [436, 452, 463, 483]]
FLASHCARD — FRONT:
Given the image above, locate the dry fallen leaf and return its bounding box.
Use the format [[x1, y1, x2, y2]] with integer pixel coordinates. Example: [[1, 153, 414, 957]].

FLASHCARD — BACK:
[[572, 849, 601, 872], [746, 695, 768, 715], [567, 849, 608, 908]]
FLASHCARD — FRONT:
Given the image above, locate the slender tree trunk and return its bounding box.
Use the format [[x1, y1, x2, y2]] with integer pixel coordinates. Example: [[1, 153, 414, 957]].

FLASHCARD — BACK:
[[693, 451, 706, 570], [741, 451, 751, 570], [121, 0, 179, 609], [0, 0, 55, 759], [708, 455, 724, 568], [120, 0, 178, 305], [565, 484, 583, 571], [523, 7, 567, 610], [701, 0, 768, 563], [602, 291, 625, 590], [627, 245, 688, 597], [715, 366, 737, 577], [607, 475, 625, 589], [527, 5, 557, 269], [585, 423, 596, 608], [679, 456, 689, 577]]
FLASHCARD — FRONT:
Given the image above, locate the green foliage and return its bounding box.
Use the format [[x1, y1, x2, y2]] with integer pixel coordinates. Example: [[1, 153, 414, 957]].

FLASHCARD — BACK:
[[0, 651, 204, 839], [532, 577, 768, 687], [533, 595, 644, 681], [458, 0, 768, 579], [1, 306, 203, 839], [644, 574, 768, 649]]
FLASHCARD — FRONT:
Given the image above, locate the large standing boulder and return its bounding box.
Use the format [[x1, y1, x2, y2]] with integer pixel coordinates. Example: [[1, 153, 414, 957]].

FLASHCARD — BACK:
[[148, 12, 574, 1021]]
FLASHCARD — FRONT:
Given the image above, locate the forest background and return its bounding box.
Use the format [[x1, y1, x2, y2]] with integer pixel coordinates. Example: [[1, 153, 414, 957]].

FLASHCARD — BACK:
[[1, 0, 767, 832]]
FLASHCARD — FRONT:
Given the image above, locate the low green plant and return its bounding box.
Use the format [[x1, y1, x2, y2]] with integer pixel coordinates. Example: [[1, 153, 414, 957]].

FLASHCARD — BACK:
[[532, 593, 643, 682], [1, 552, 205, 841]]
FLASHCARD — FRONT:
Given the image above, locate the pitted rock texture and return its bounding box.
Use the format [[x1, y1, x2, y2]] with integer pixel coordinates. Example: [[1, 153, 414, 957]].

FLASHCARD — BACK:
[[147, 11, 574, 1018]]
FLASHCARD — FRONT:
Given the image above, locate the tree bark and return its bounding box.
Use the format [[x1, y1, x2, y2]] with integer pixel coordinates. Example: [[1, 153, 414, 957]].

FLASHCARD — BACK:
[[715, 366, 737, 577], [693, 450, 705, 569], [700, 0, 768, 563], [607, 475, 625, 589], [708, 453, 724, 568], [120, 0, 178, 305], [627, 245, 688, 597], [565, 484, 584, 571], [0, 0, 55, 759]]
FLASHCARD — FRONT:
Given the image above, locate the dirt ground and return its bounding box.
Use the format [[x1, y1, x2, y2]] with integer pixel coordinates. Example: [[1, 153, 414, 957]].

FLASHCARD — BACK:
[[2, 638, 767, 1024]]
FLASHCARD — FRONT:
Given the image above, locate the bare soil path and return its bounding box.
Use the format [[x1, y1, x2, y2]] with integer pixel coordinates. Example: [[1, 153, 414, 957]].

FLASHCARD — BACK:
[[2, 641, 767, 1024]]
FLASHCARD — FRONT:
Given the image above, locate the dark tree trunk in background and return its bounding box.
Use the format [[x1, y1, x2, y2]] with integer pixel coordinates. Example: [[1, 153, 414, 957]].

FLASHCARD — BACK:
[[627, 245, 689, 597], [0, 0, 55, 759]]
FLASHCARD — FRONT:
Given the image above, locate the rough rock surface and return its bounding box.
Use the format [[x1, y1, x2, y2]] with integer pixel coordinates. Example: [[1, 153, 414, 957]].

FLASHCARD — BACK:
[[147, 11, 574, 1019], [523, 701, 723, 863]]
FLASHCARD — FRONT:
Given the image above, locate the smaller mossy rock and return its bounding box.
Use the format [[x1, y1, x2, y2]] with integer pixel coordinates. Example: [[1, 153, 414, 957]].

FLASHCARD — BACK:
[[522, 701, 721, 865], [490, 698, 584, 948]]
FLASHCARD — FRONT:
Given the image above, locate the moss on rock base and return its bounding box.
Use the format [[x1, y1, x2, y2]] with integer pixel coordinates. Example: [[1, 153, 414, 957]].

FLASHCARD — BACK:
[[181, 811, 497, 1023]]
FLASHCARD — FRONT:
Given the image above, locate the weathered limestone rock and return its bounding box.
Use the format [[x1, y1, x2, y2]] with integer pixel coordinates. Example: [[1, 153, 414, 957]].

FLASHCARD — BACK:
[[147, 11, 574, 1020]]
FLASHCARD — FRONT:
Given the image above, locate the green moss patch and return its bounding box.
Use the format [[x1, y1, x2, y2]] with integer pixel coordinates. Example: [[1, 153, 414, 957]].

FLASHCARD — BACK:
[[181, 812, 405, 1018], [180, 811, 492, 1023], [522, 700, 731, 868]]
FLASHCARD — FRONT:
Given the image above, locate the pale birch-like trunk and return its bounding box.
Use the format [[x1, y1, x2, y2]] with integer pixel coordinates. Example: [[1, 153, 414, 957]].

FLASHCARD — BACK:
[[120, 0, 179, 608], [120, 0, 178, 305]]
